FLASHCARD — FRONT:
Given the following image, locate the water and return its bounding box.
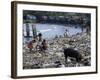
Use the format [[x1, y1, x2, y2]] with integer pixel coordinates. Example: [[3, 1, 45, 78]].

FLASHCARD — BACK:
[[36, 24, 85, 39], [23, 23, 86, 42]]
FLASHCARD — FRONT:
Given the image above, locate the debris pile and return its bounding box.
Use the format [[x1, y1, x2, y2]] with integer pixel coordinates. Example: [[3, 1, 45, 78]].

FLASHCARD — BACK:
[[23, 32, 91, 69]]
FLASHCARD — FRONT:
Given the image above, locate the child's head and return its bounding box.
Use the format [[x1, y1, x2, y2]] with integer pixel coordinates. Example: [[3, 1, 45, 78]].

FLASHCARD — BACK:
[[43, 39, 46, 42]]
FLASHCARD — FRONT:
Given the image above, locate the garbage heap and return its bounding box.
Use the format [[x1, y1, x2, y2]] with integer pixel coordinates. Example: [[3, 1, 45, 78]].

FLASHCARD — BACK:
[[23, 32, 91, 69]]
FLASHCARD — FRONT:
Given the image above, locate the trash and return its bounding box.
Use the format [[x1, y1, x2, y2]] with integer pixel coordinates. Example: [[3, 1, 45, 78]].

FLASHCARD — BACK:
[[23, 32, 91, 69]]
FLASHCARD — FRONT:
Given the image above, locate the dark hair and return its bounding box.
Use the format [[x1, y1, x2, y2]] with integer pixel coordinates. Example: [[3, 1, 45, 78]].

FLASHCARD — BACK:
[[38, 33, 42, 37], [43, 39, 46, 42], [32, 39, 36, 42]]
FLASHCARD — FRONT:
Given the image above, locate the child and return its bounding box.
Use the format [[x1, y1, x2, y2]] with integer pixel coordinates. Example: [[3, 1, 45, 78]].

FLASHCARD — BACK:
[[27, 41, 33, 52], [41, 39, 48, 51], [32, 39, 38, 51]]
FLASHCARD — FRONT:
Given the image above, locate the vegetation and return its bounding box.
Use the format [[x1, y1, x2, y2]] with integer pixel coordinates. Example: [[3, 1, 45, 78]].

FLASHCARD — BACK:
[[23, 10, 91, 28]]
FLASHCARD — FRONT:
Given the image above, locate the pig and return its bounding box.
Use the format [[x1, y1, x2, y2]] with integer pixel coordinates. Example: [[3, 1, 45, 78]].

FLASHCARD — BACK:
[[63, 48, 83, 63]]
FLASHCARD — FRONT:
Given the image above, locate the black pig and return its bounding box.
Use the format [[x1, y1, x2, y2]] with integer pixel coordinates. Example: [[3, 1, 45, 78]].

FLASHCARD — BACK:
[[63, 48, 83, 63]]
